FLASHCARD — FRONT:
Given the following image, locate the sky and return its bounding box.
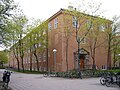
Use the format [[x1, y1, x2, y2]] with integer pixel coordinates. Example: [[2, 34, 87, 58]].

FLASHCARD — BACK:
[[14, 0, 120, 20], [0, 0, 120, 50]]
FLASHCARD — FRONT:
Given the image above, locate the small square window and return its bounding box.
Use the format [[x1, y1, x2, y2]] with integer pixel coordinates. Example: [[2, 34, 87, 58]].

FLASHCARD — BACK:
[[99, 24, 106, 31], [86, 20, 93, 29]]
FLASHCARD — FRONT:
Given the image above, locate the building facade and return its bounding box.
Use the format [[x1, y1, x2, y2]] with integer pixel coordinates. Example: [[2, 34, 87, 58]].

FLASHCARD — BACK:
[[9, 8, 112, 72]]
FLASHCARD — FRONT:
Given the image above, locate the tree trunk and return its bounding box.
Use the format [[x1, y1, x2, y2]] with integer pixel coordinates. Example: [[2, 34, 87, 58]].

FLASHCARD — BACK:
[[107, 34, 112, 70], [21, 56, 24, 72], [13, 48, 20, 71], [113, 51, 116, 67], [66, 39, 69, 72], [46, 49, 49, 72], [30, 53, 32, 72], [34, 52, 39, 71], [16, 58, 20, 71], [92, 47, 96, 70]]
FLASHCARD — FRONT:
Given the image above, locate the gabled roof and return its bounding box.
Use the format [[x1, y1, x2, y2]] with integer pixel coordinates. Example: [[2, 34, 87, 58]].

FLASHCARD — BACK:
[[47, 8, 112, 23], [47, 8, 64, 21], [74, 48, 89, 55]]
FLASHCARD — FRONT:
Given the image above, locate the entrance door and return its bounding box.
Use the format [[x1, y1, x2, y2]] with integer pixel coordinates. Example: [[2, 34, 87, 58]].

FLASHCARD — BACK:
[[80, 58, 84, 70]]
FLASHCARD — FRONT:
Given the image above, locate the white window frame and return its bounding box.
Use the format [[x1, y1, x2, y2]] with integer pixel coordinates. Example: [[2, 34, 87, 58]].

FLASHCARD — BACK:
[[72, 16, 78, 27], [54, 18, 58, 29], [48, 22, 52, 30]]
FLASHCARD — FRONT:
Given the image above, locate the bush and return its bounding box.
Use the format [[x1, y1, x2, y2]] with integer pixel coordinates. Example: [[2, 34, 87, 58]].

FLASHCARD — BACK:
[[112, 67, 120, 69]]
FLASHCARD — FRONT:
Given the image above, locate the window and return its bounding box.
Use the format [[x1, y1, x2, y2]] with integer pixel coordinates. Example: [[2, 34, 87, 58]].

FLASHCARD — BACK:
[[99, 24, 106, 31], [48, 22, 52, 30], [39, 54, 41, 62], [43, 52, 46, 61], [102, 65, 106, 70], [54, 18, 58, 29], [86, 20, 93, 29], [72, 16, 78, 27], [28, 48, 30, 53], [38, 43, 41, 47], [42, 31, 46, 35]]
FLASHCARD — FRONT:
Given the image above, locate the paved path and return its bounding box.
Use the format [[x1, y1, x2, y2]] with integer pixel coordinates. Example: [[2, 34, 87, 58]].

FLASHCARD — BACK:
[[0, 69, 119, 90]]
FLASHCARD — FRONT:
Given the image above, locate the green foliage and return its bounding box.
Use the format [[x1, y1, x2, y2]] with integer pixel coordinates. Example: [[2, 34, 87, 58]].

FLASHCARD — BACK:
[[0, 51, 8, 64], [12, 69, 47, 74], [0, 0, 17, 47], [24, 21, 48, 53]]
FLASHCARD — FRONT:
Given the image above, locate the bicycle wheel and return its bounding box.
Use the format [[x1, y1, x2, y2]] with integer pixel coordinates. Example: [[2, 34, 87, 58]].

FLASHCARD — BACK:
[[105, 78, 112, 87], [43, 73, 48, 77], [100, 77, 106, 85]]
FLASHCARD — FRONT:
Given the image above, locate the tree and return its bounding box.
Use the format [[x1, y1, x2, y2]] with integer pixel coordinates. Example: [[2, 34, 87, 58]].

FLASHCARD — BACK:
[[0, 51, 8, 67], [112, 37, 120, 67], [75, 0, 103, 72], [22, 21, 48, 72], [58, 0, 104, 72], [63, 14, 72, 72], [8, 15, 28, 72], [87, 18, 108, 70], [104, 15, 120, 69], [31, 22, 48, 71], [16, 16, 28, 72], [0, 0, 17, 47], [111, 16, 120, 68]]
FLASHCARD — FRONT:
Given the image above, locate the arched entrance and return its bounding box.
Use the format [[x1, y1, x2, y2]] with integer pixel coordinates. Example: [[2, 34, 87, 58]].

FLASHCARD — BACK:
[[74, 48, 89, 70]]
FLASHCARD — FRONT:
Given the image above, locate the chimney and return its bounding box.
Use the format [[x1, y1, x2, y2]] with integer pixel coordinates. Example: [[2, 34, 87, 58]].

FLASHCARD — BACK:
[[68, 5, 74, 11]]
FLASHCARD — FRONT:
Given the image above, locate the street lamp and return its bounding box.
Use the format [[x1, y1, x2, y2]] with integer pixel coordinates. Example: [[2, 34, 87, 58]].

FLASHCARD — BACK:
[[75, 17, 82, 79], [53, 49, 57, 72], [117, 54, 120, 68]]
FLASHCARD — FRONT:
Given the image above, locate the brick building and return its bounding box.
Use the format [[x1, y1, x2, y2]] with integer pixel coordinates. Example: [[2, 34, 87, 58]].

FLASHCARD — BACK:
[[9, 8, 112, 72]]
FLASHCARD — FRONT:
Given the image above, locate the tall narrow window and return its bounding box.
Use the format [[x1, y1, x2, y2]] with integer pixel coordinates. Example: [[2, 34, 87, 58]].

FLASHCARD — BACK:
[[43, 52, 46, 61], [72, 16, 77, 27], [39, 54, 41, 62], [48, 22, 52, 30], [54, 18, 58, 29]]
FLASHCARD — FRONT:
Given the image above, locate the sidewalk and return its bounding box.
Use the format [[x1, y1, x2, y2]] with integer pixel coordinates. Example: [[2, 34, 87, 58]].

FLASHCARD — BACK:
[[9, 72, 119, 90], [0, 69, 119, 90], [0, 81, 12, 90], [0, 81, 3, 90]]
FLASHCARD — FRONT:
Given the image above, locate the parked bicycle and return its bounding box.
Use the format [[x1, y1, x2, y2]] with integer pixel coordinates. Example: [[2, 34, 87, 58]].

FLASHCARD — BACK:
[[105, 72, 120, 87], [100, 74, 108, 85], [43, 71, 57, 77], [100, 71, 111, 85], [100, 72, 120, 87], [43, 71, 49, 77], [2, 70, 12, 90]]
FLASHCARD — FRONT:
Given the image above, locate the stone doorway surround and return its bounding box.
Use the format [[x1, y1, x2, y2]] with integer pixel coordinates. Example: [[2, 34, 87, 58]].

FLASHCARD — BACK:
[[74, 48, 89, 70]]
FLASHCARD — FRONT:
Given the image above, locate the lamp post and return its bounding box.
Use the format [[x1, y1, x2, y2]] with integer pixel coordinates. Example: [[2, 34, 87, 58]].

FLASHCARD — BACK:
[[53, 49, 57, 72], [117, 54, 120, 68], [75, 17, 82, 79]]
